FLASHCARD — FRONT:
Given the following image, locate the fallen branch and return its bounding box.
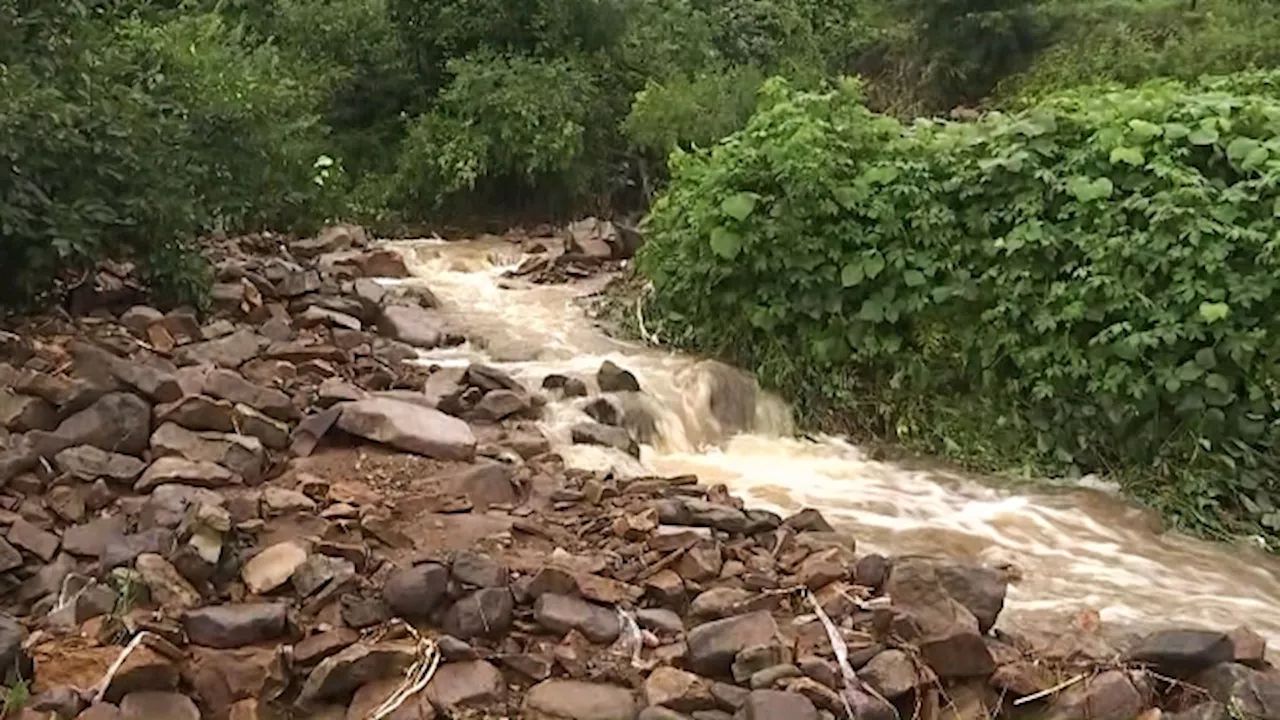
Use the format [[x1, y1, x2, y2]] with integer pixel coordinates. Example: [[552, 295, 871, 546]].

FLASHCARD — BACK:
[[93, 631, 156, 704], [1013, 672, 1089, 706]]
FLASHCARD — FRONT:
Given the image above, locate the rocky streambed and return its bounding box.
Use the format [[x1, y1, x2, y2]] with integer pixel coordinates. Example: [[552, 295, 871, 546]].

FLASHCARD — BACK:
[[0, 225, 1275, 720]]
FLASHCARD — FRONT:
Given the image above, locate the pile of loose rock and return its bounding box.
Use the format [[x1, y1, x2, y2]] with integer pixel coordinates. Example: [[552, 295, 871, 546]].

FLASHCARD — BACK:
[[0, 225, 1276, 720]]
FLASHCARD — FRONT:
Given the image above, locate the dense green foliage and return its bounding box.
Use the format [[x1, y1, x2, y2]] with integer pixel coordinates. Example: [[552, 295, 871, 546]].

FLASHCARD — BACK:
[[639, 77, 1280, 544]]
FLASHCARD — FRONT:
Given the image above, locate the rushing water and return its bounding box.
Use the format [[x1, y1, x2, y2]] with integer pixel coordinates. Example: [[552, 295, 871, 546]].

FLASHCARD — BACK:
[[390, 237, 1280, 646]]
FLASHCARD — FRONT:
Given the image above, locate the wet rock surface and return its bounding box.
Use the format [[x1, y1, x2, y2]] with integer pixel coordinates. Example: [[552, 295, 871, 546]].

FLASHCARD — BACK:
[[0, 225, 1270, 720]]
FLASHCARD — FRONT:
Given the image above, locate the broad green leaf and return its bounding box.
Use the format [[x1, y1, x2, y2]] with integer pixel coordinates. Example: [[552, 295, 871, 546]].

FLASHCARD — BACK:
[[841, 263, 864, 287], [1127, 119, 1163, 141], [1178, 362, 1204, 382], [1188, 126, 1219, 146], [1205, 373, 1231, 393], [864, 253, 886, 279], [1110, 146, 1144, 166], [1274, 197, 1280, 218], [709, 228, 742, 259], [863, 165, 900, 184], [832, 187, 859, 210], [1195, 347, 1217, 369], [904, 269, 926, 287], [1163, 122, 1190, 140], [1198, 301, 1230, 323], [1243, 146, 1270, 169], [721, 193, 757, 221], [1228, 137, 1261, 163]]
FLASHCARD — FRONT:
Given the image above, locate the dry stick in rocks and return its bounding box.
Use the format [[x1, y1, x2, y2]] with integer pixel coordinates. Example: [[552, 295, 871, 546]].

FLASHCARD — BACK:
[[92, 631, 158, 704], [806, 589, 898, 720], [635, 539, 698, 583]]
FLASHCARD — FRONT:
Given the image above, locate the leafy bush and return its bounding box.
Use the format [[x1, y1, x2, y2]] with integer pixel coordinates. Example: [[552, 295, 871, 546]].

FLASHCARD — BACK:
[[1004, 0, 1280, 103], [388, 52, 602, 212], [0, 4, 331, 308], [640, 76, 1280, 543], [624, 66, 766, 155]]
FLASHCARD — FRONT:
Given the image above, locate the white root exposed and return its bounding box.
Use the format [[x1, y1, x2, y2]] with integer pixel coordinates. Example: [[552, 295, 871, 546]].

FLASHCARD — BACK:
[[1013, 672, 1088, 706], [93, 631, 156, 704], [368, 638, 441, 720]]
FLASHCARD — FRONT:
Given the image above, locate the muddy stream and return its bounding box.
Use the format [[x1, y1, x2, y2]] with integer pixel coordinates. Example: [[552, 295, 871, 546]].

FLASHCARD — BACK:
[[389, 237, 1280, 646]]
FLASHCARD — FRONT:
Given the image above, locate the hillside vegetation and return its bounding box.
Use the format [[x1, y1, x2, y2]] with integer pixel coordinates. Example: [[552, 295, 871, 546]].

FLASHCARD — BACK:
[[7, 0, 1280, 543]]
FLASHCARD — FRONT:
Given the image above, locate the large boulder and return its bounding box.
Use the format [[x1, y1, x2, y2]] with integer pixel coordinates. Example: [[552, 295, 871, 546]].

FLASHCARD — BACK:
[[382, 563, 449, 620], [337, 398, 476, 461], [884, 560, 995, 678], [377, 305, 455, 349], [182, 604, 288, 648], [1126, 630, 1234, 675], [523, 680, 638, 720], [534, 594, 621, 644], [1193, 662, 1280, 719], [27, 392, 151, 458], [686, 612, 779, 677], [890, 557, 1007, 634]]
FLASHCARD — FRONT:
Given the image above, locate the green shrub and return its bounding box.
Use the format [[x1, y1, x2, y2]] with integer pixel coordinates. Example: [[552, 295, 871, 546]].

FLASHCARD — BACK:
[[640, 76, 1280, 544], [624, 66, 766, 155], [388, 52, 602, 212], [1004, 0, 1280, 104]]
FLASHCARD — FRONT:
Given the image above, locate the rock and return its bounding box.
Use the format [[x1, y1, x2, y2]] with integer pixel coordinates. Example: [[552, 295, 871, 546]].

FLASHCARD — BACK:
[[739, 690, 818, 720], [443, 588, 515, 639], [155, 394, 237, 432], [121, 305, 164, 334], [1229, 626, 1267, 666], [452, 551, 507, 588], [465, 364, 524, 393], [0, 538, 21, 572], [234, 403, 291, 449], [645, 667, 716, 712], [77, 706, 123, 720], [656, 499, 749, 534], [294, 225, 364, 258], [1046, 670, 1148, 720], [861, 649, 933, 699], [473, 389, 530, 421], [524, 680, 638, 720], [0, 614, 30, 685], [347, 677, 435, 720], [711, 683, 748, 711], [337, 398, 476, 461], [796, 550, 846, 590], [1126, 629, 1234, 674], [598, 361, 641, 393], [583, 397, 621, 426], [636, 608, 684, 635], [0, 391, 57, 432], [690, 588, 752, 620], [176, 329, 263, 368], [203, 368, 298, 421], [262, 486, 317, 514], [1194, 662, 1280, 719], [151, 423, 265, 483], [383, 563, 449, 620], [439, 462, 518, 511], [299, 642, 417, 704], [640, 709, 690, 720], [732, 645, 792, 685], [571, 422, 639, 457], [378, 305, 452, 349], [300, 306, 363, 332], [535, 593, 621, 644], [7, 518, 60, 561], [687, 612, 780, 677], [136, 553, 202, 610], [296, 629, 360, 667], [32, 686, 86, 718], [183, 604, 287, 648], [356, 248, 410, 277], [854, 555, 889, 590], [48, 484, 87, 523], [242, 541, 308, 594], [119, 692, 200, 720], [135, 457, 239, 492], [783, 509, 834, 533], [796, 658, 839, 690], [425, 660, 507, 709], [1165, 704, 1230, 720], [104, 645, 180, 702], [27, 392, 151, 457], [54, 445, 147, 483], [678, 542, 724, 583], [930, 560, 1007, 634], [885, 560, 995, 678], [501, 653, 554, 681]]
